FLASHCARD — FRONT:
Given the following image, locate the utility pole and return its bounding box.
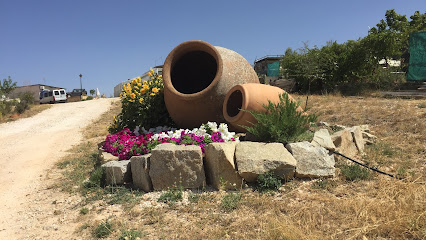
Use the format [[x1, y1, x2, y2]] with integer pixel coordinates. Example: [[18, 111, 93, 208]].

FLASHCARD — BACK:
[[79, 74, 83, 100]]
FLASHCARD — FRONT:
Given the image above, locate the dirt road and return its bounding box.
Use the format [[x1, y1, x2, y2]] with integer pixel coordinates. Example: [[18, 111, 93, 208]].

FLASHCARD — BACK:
[[0, 98, 117, 239]]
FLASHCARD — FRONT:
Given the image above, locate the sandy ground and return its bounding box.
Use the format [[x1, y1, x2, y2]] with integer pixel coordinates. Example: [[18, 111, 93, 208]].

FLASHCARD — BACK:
[[0, 98, 116, 239]]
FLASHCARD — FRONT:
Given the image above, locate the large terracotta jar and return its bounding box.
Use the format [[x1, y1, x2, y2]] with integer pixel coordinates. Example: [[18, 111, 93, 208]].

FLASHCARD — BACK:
[[223, 83, 304, 132], [163, 40, 259, 129]]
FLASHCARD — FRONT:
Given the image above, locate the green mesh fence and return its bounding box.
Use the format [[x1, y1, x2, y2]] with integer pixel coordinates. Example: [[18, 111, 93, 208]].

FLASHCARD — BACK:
[[407, 32, 426, 81], [267, 61, 280, 77]]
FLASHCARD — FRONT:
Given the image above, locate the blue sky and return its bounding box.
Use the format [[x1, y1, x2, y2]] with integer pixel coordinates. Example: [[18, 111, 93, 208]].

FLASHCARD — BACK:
[[1, 0, 425, 96]]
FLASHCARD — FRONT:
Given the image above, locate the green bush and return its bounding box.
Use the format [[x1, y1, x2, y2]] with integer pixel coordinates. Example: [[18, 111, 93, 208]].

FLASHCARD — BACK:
[[94, 220, 113, 238], [15, 92, 34, 114], [158, 186, 183, 204], [221, 192, 242, 212], [109, 70, 174, 133], [79, 207, 89, 215], [256, 171, 282, 192], [0, 100, 15, 117], [83, 167, 105, 189], [243, 93, 317, 144], [119, 229, 143, 240], [340, 163, 371, 181]]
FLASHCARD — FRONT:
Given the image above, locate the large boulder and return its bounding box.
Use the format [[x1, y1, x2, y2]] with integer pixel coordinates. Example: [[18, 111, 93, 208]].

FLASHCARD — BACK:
[[235, 142, 296, 182], [101, 160, 131, 185], [130, 154, 153, 192], [204, 142, 242, 190], [311, 128, 336, 151], [286, 141, 335, 178], [331, 129, 358, 158], [149, 143, 205, 190]]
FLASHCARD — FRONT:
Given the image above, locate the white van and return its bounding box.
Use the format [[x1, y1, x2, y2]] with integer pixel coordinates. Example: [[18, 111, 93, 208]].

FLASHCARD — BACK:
[[40, 89, 67, 104]]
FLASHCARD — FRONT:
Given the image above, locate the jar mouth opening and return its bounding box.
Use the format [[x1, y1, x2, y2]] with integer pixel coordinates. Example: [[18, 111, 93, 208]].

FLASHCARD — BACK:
[[223, 84, 248, 123], [171, 51, 218, 94], [163, 40, 223, 99], [226, 90, 243, 118]]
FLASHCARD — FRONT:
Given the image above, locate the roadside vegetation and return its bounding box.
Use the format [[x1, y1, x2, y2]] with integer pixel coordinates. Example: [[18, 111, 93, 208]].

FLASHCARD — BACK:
[[281, 10, 425, 95], [0, 76, 50, 123]]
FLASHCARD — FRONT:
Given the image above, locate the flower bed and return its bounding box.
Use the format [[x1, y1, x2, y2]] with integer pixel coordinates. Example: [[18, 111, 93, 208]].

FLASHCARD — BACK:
[[103, 122, 238, 160]]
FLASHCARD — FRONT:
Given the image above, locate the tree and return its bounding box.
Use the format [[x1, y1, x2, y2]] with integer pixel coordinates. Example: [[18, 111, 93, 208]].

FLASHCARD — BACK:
[[0, 76, 17, 96], [367, 9, 426, 68], [90, 89, 95, 96]]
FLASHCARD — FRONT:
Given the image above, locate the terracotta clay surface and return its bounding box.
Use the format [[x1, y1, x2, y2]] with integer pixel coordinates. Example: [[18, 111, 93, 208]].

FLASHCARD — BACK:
[[223, 83, 303, 132], [163, 40, 259, 129]]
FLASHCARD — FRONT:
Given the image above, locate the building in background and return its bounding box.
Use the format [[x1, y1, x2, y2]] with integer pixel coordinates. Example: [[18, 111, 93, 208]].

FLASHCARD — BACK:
[[114, 66, 163, 97], [8, 84, 65, 103], [253, 55, 283, 84]]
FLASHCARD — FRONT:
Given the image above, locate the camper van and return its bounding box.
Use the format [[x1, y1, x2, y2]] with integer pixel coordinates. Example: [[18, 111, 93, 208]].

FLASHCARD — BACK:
[[40, 89, 67, 104]]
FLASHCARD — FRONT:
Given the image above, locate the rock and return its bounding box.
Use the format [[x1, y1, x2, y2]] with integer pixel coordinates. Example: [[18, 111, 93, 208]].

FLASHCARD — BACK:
[[349, 126, 365, 153], [331, 129, 358, 158], [317, 121, 330, 127], [362, 131, 377, 145], [204, 142, 242, 190], [311, 128, 336, 151], [130, 154, 153, 192], [101, 160, 131, 185], [358, 124, 370, 133], [149, 143, 205, 190], [99, 151, 119, 163], [286, 141, 335, 178], [235, 142, 296, 182]]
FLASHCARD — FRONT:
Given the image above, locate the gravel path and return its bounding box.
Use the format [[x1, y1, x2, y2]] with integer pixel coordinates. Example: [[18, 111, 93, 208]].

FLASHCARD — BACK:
[[0, 98, 117, 239]]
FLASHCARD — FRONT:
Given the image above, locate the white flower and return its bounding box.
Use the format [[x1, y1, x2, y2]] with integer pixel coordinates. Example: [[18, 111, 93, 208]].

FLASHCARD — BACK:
[[218, 123, 229, 134], [207, 122, 218, 132]]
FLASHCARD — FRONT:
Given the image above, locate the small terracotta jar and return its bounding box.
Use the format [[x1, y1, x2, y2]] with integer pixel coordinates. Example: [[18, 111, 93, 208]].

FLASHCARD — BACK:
[[223, 83, 304, 132], [163, 40, 259, 129]]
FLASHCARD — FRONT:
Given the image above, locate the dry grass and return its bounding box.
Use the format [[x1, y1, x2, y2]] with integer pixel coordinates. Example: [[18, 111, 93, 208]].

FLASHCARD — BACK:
[[83, 100, 121, 141], [57, 95, 425, 240]]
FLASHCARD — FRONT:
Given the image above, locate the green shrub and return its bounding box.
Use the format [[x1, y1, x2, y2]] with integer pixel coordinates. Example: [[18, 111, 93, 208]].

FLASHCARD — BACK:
[[80, 207, 89, 215], [243, 93, 317, 144], [83, 167, 105, 189], [0, 100, 15, 117], [109, 70, 174, 133], [311, 178, 337, 190], [221, 192, 242, 212], [340, 163, 371, 181], [188, 192, 200, 203], [86, 96, 94, 100], [256, 171, 282, 192], [94, 220, 113, 238], [119, 229, 144, 240], [15, 92, 34, 114], [158, 186, 183, 204]]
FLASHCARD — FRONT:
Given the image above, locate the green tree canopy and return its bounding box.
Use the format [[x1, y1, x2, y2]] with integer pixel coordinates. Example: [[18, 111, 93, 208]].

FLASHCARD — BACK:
[[281, 9, 425, 94], [0, 76, 17, 96]]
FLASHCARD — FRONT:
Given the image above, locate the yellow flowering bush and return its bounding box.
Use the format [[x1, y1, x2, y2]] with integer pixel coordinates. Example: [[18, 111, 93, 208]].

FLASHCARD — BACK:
[[109, 69, 174, 133]]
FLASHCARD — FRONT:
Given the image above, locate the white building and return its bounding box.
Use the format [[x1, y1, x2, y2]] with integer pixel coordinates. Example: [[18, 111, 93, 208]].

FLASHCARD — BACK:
[[113, 66, 162, 97]]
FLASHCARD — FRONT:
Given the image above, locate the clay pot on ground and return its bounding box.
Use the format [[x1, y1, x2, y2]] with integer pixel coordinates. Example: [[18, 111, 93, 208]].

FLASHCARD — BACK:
[[162, 40, 259, 129], [223, 83, 304, 132]]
